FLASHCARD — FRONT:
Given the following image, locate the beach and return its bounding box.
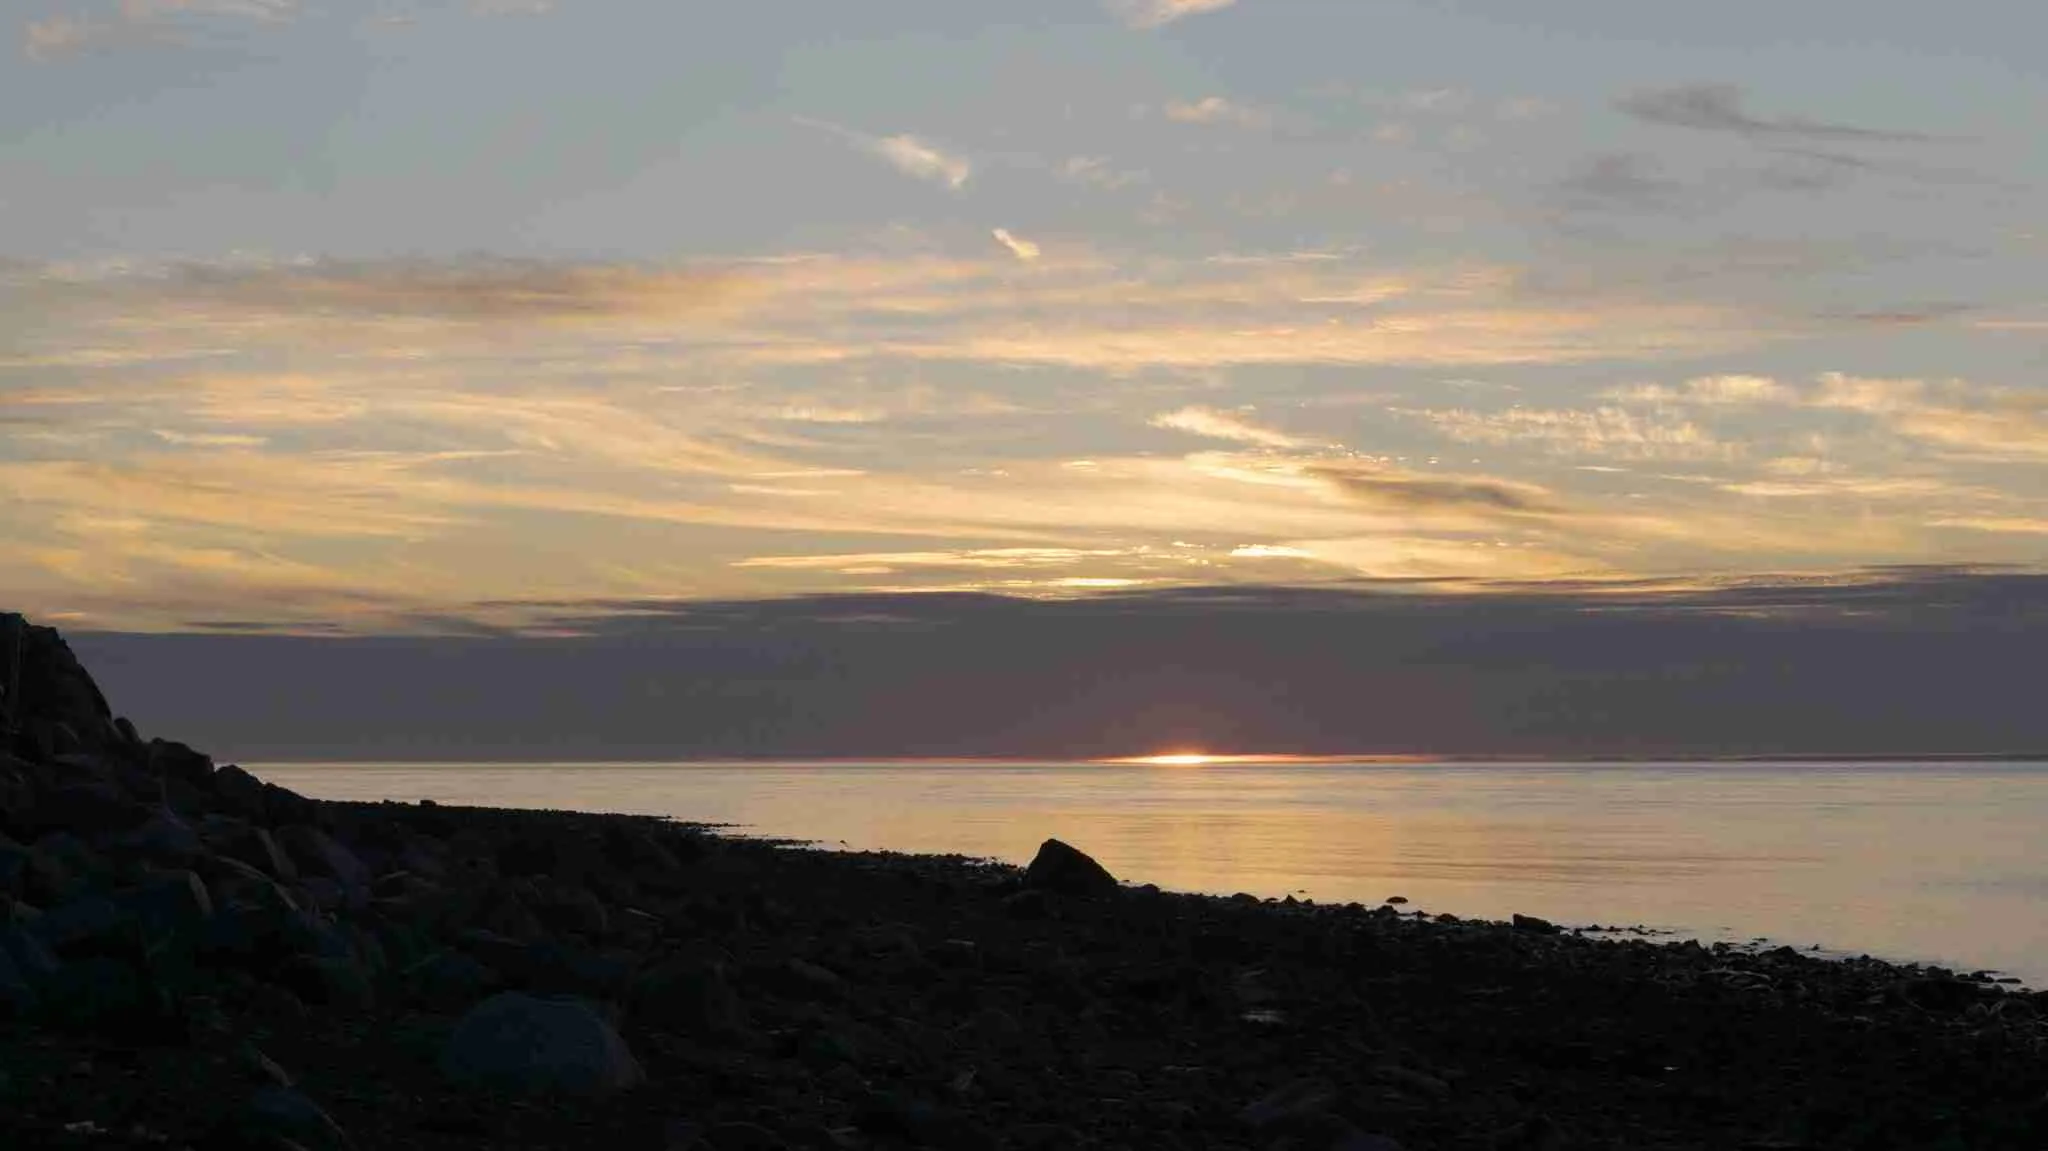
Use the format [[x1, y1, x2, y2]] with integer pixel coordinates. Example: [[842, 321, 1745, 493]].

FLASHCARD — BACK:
[[4, 621, 2048, 1149]]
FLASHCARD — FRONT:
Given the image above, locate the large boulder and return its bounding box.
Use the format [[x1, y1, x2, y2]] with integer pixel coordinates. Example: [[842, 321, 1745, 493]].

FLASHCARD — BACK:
[[3, 617, 122, 761], [439, 991, 645, 1096], [1022, 838, 1120, 898], [276, 825, 371, 890]]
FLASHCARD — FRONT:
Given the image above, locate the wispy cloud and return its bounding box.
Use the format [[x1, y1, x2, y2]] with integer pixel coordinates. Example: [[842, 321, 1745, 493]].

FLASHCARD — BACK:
[[1615, 83, 1947, 144], [991, 228, 1041, 263], [23, 0, 298, 60], [1399, 405, 1742, 462], [1109, 0, 1238, 29], [794, 119, 971, 190], [1163, 96, 1269, 127], [1150, 406, 1309, 449]]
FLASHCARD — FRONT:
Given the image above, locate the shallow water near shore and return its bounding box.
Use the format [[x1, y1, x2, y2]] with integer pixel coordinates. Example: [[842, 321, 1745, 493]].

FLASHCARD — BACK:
[[255, 759, 2048, 986]]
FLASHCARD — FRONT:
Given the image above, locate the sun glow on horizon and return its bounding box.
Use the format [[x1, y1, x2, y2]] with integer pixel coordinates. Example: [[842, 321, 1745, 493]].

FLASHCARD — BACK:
[[1136, 753, 1216, 766]]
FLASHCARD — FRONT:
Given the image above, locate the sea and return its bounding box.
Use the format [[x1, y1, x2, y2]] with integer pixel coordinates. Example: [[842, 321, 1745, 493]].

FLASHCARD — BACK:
[[255, 760, 2048, 988]]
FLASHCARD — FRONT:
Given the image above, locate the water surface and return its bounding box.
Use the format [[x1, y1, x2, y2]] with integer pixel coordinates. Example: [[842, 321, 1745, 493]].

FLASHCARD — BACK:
[[256, 760, 2048, 986]]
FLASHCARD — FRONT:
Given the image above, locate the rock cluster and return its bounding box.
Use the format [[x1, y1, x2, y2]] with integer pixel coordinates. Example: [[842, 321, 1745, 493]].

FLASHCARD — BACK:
[[3, 612, 2047, 1149]]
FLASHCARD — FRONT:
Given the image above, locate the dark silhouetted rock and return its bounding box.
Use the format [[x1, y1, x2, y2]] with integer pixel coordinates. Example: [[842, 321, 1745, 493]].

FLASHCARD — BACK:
[[233, 1085, 354, 1151], [28, 782, 148, 838], [630, 956, 748, 1039], [210, 765, 271, 820], [1512, 913, 1559, 935], [1021, 838, 1119, 898], [275, 825, 371, 890], [439, 991, 645, 1096]]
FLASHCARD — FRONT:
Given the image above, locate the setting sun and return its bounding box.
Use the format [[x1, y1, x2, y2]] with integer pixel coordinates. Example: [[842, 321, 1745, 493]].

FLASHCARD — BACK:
[[1134, 753, 1215, 766]]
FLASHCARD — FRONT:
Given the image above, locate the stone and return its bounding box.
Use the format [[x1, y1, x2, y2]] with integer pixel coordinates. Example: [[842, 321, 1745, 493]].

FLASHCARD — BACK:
[[30, 893, 131, 954], [1021, 838, 1119, 898], [275, 825, 372, 890], [629, 956, 747, 1038], [438, 991, 646, 1096], [145, 738, 214, 787], [405, 949, 502, 1011], [0, 940, 36, 1014], [1239, 1077, 1337, 1130], [0, 923, 61, 984], [113, 869, 214, 942], [210, 765, 271, 820], [1512, 914, 1559, 935], [107, 810, 205, 864], [282, 954, 375, 1009], [29, 782, 148, 838], [235, 1085, 355, 1151], [537, 881, 612, 938], [213, 824, 300, 882]]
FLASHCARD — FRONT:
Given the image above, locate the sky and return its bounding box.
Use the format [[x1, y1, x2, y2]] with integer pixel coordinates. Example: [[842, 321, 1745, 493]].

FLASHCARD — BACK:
[[4, 0, 2047, 636]]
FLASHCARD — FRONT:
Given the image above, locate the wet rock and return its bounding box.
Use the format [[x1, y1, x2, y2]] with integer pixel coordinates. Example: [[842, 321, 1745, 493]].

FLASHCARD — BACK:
[[1511, 914, 1559, 935], [1022, 838, 1119, 898], [438, 991, 645, 1096]]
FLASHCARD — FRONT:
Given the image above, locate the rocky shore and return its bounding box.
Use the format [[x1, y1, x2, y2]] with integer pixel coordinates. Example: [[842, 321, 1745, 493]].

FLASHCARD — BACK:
[[3, 615, 2047, 1149]]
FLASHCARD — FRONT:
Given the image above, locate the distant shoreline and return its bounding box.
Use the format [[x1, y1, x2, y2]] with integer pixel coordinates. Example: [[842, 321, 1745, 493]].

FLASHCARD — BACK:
[[239, 751, 2048, 766]]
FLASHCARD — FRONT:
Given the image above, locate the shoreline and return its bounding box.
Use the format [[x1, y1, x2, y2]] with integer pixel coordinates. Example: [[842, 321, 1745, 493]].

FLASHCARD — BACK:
[[4, 620, 2048, 1147], [9, 788, 2048, 1147]]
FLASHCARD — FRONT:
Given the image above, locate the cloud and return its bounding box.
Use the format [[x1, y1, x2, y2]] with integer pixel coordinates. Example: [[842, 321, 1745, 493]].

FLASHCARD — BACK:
[[1396, 405, 1741, 462], [1558, 153, 1694, 213], [794, 118, 972, 190], [469, 0, 553, 13], [1109, 0, 1237, 29], [1305, 461, 1559, 515], [871, 134, 972, 190], [1163, 96, 1269, 128], [1150, 407, 1309, 449], [1605, 375, 1795, 406], [1807, 373, 2048, 460], [24, 15, 107, 60], [991, 228, 1041, 263], [24, 0, 297, 60], [13, 251, 1761, 372], [1615, 83, 1946, 144]]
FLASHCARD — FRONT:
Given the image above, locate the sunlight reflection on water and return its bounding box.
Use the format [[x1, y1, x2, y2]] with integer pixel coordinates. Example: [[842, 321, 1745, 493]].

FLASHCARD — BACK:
[[256, 760, 2048, 985]]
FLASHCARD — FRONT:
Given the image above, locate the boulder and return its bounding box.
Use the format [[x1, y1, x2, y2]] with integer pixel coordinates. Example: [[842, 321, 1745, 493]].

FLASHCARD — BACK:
[[115, 869, 214, 942], [629, 956, 747, 1038], [107, 810, 205, 864], [210, 765, 271, 820], [212, 824, 300, 882], [275, 825, 371, 890], [438, 991, 645, 1096], [27, 782, 148, 838], [145, 738, 214, 787], [233, 1085, 355, 1151], [1021, 838, 1119, 898]]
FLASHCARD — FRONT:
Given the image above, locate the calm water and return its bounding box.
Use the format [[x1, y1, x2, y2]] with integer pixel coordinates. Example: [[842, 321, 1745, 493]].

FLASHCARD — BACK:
[[256, 761, 2048, 987]]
